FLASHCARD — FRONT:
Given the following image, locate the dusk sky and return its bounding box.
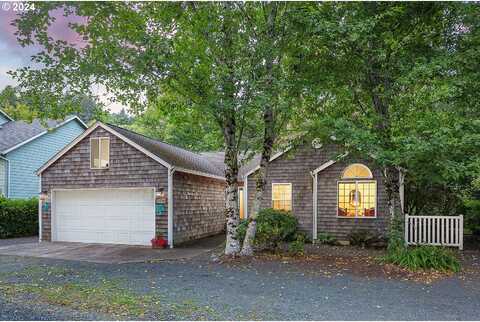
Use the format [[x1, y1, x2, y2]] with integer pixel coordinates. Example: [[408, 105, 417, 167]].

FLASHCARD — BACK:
[[0, 6, 125, 112]]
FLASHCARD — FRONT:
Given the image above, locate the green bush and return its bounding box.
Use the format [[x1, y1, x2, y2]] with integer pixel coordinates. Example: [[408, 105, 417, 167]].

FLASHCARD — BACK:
[[288, 233, 305, 256], [384, 213, 460, 272], [317, 232, 336, 245], [385, 245, 460, 272], [0, 197, 38, 239], [464, 199, 480, 236], [347, 229, 380, 248], [236, 208, 298, 250]]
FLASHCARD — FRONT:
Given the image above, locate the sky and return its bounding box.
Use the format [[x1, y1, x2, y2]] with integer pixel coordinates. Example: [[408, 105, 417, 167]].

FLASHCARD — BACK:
[[0, 5, 126, 113]]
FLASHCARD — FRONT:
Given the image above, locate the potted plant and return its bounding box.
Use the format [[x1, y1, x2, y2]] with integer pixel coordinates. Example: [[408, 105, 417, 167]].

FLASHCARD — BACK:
[[151, 236, 168, 249]]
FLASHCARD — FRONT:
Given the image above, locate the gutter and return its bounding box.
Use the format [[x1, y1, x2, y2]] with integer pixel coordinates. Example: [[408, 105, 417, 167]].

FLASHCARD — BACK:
[[0, 155, 10, 198], [167, 166, 176, 248]]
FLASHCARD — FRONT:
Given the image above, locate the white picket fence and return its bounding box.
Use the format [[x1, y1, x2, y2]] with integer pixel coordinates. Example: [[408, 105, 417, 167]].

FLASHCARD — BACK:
[[404, 214, 463, 250]]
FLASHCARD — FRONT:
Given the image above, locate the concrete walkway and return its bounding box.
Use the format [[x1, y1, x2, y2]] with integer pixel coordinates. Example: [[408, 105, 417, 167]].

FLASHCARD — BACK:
[[0, 234, 223, 264]]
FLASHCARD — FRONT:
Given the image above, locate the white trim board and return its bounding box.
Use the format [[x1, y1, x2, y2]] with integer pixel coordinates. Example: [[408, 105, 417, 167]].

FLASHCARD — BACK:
[[0, 109, 14, 122], [242, 148, 292, 179], [2, 116, 88, 154]]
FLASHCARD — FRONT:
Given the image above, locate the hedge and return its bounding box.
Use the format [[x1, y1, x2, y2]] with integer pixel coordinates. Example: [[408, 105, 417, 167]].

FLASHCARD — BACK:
[[0, 197, 38, 239]]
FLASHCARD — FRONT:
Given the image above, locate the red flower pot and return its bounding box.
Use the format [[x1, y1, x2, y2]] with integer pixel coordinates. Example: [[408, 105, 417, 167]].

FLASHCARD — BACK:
[[151, 237, 168, 249]]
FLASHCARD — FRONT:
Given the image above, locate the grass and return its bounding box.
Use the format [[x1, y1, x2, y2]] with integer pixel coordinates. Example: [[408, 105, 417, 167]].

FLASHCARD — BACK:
[[0, 265, 221, 320], [383, 245, 460, 272]]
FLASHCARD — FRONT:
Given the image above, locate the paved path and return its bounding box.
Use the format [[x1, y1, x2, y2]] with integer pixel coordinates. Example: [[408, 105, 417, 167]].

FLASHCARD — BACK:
[[0, 235, 224, 264], [0, 236, 37, 247], [0, 252, 478, 320]]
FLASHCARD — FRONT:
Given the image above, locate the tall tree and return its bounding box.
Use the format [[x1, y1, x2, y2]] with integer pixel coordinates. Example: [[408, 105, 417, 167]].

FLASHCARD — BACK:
[[11, 2, 256, 255], [294, 2, 480, 219]]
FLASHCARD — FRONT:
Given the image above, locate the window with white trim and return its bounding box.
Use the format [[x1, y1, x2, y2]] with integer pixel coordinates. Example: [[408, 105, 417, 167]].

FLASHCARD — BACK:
[[338, 164, 376, 218], [90, 137, 110, 169], [272, 183, 292, 211]]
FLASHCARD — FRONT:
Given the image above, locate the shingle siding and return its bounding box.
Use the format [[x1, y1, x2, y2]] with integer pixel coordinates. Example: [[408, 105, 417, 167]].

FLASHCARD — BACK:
[[6, 119, 85, 199], [173, 172, 225, 244], [41, 127, 169, 242], [246, 144, 390, 240]]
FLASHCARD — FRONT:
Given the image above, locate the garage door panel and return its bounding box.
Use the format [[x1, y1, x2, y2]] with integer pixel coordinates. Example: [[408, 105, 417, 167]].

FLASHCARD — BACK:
[[53, 188, 155, 246]]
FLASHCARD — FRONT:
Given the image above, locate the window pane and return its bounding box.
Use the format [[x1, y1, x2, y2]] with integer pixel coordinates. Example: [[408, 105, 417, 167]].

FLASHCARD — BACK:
[[100, 138, 110, 168], [357, 181, 376, 217], [338, 182, 356, 217], [91, 138, 100, 168], [272, 184, 292, 211], [342, 164, 372, 179]]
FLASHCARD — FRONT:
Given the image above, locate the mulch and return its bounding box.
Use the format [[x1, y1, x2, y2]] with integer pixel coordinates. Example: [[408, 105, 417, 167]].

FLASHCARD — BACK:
[[218, 243, 480, 285]]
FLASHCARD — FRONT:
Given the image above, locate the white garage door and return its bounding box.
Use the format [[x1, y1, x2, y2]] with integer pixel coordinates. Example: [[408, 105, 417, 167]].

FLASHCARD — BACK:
[[53, 188, 155, 246]]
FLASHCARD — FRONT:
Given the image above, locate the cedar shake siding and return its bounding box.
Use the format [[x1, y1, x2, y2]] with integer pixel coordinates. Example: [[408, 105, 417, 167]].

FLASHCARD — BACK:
[[40, 127, 169, 241], [246, 144, 389, 240], [173, 172, 225, 244]]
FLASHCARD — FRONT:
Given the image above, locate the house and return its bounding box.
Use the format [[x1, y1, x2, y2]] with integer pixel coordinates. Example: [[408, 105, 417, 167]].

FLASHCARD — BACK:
[[37, 121, 395, 247], [37, 122, 226, 247], [241, 144, 395, 241], [0, 109, 87, 199]]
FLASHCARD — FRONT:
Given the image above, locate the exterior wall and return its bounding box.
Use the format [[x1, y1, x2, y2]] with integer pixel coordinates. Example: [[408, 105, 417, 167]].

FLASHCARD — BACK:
[[0, 158, 7, 196], [40, 127, 169, 242], [173, 172, 225, 244], [246, 144, 389, 240], [316, 159, 389, 240], [7, 120, 85, 199]]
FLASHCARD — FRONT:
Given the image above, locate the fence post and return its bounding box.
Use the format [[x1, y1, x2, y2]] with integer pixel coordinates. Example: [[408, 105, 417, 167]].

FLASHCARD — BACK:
[[459, 215, 464, 251], [404, 214, 409, 246]]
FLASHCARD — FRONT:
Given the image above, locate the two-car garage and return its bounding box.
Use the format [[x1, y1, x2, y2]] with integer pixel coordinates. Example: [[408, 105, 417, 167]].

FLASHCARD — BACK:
[[51, 188, 155, 246]]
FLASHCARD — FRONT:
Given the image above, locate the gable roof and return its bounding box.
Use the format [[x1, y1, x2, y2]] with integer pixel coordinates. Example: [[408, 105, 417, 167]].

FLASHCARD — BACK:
[[107, 124, 225, 178], [0, 116, 87, 154], [37, 122, 226, 180]]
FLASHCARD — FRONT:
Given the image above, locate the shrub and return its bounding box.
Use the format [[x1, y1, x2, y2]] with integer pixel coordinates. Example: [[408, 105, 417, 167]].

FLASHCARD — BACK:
[[464, 199, 480, 236], [288, 234, 305, 256], [384, 245, 460, 272], [236, 208, 298, 250], [0, 197, 38, 238], [317, 232, 336, 245], [347, 229, 379, 248], [384, 213, 460, 272]]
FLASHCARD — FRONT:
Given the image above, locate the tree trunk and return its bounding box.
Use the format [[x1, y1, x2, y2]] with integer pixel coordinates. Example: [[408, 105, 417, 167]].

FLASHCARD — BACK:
[[223, 114, 241, 256], [383, 166, 400, 220], [239, 3, 278, 256], [240, 106, 275, 256]]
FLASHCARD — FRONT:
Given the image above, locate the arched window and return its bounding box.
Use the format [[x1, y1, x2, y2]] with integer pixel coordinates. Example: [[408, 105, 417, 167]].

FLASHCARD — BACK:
[[338, 164, 376, 218]]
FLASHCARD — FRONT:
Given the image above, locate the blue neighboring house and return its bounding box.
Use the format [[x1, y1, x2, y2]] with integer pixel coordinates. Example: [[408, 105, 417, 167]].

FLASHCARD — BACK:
[[0, 109, 87, 199]]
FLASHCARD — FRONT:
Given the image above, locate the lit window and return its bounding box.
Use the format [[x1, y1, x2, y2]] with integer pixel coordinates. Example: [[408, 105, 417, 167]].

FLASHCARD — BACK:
[[272, 183, 292, 211], [338, 164, 376, 218], [90, 137, 110, 169]]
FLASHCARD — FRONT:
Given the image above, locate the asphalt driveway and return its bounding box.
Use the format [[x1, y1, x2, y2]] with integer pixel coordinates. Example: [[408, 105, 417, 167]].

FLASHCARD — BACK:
[[0, 235, 223, 264], [0, 249, 479, 320]]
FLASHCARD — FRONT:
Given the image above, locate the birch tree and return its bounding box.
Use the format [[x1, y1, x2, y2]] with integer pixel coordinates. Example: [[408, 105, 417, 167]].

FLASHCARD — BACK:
[[11, 2, 255, 255]]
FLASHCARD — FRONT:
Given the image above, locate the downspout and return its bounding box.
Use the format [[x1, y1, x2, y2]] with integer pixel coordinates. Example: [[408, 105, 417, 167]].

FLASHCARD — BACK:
[[0, 155, 10, 198], [244, 176, 248, 219], [310, 171, 318, 241], [38, 174, 42, 242], [168, 167, 175, 248]]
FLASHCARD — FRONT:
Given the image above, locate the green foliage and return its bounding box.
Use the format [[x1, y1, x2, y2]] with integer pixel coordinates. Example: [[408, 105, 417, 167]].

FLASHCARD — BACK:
[[0, 198, 38, 238], [464, 199, 480, 236], [316, 232, 336, 245], [384, 213, 460, 272], [288, 233, 306, 256], [385, 246, 460, 272], [237, 208, 298, 250], [347, 229, 380, 248]]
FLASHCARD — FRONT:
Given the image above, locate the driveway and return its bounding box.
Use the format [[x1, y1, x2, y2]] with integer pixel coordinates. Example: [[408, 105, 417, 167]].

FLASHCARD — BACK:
[[0, 249, 479, 320], [0, 235, 224, 264]]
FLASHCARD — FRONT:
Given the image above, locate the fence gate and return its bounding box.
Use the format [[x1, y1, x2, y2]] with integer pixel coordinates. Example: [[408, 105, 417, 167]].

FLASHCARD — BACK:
[[404, 214, 463, 250]]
